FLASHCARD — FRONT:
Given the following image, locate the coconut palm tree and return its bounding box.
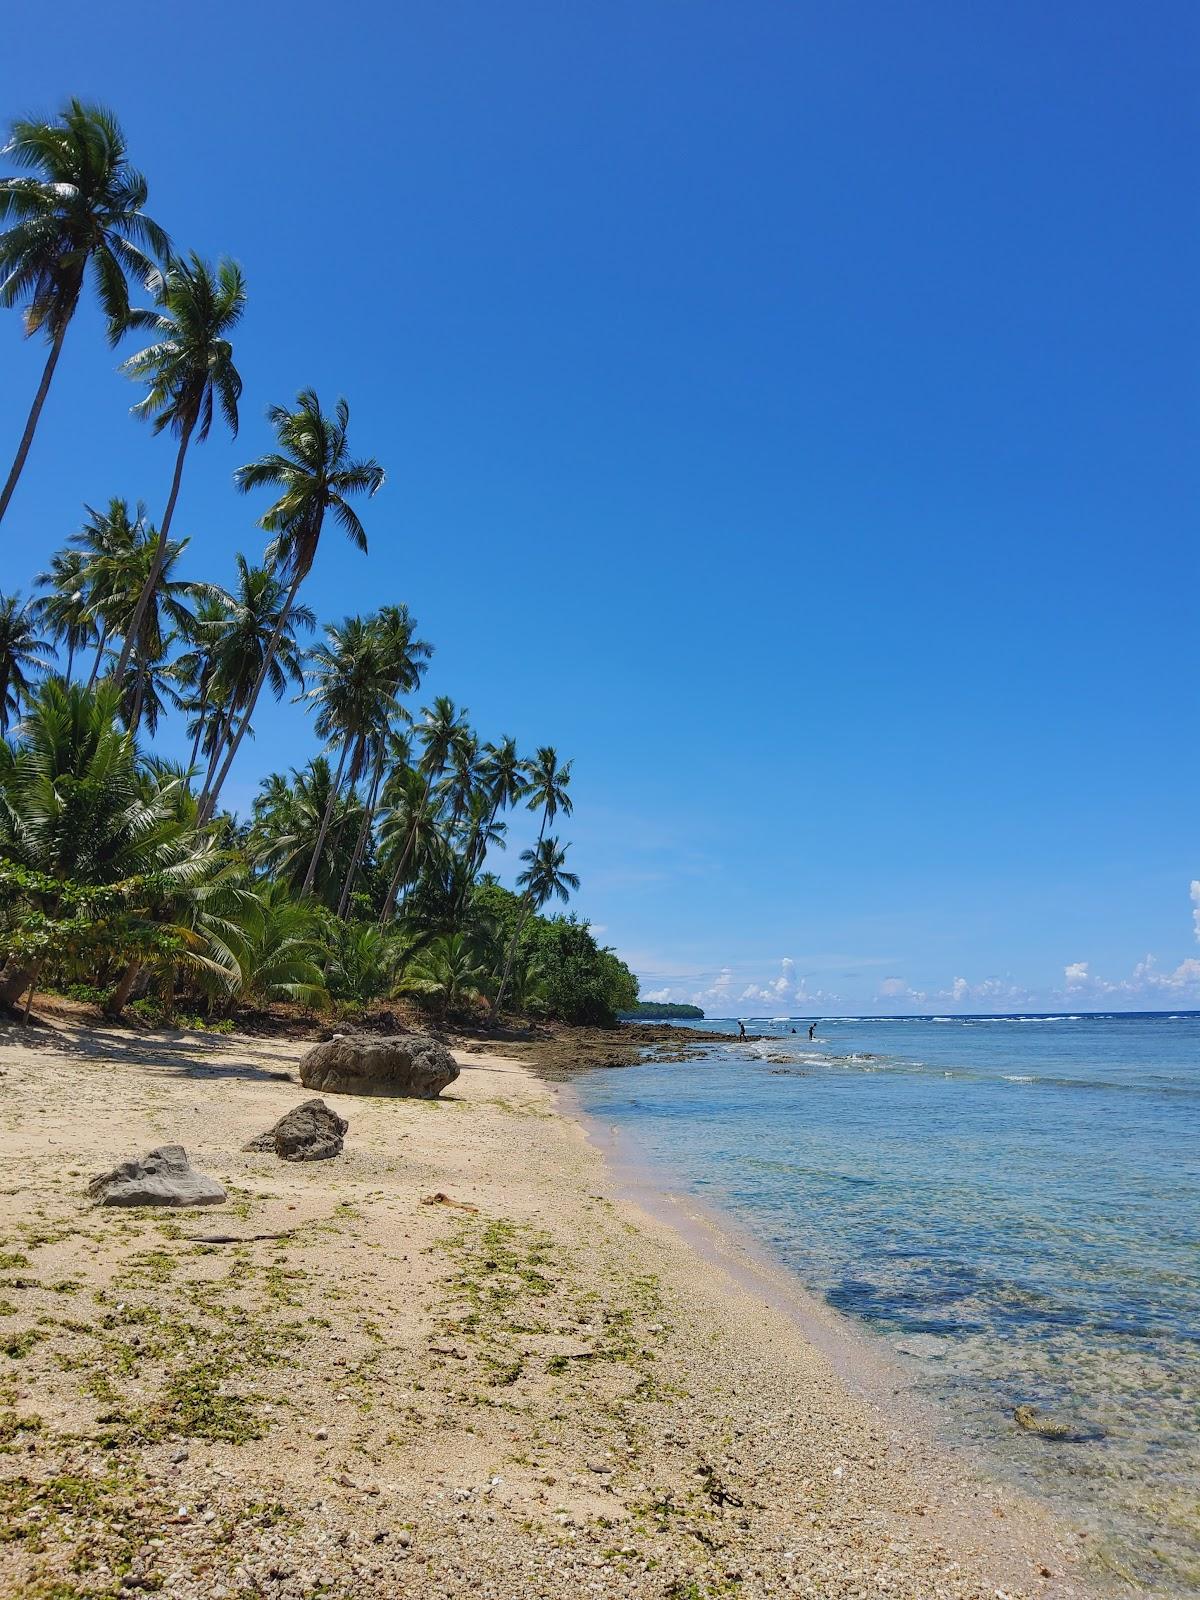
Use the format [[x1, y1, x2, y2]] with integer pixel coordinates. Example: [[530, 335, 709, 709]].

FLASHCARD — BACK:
[[0, 680, 229, 1017], [472, 735, 526, 874], [298, 614, 398, 895], [0, 101, 168, 524], [335, 606, 431, 918], [114, 252, 245, 681], [378, 696, 469, 923], [493, 837, 579, 1018], [199, 390, 384, 822], [396, 931, 492, 1017], [247, 757, 364, 908], [195, 558, 314, 809], [524, 745, 573, 843], [227, 877, 327, 1011], [33, 550, 96, 685], [0, 592, 54, 736], [67, 497, 145, 685]]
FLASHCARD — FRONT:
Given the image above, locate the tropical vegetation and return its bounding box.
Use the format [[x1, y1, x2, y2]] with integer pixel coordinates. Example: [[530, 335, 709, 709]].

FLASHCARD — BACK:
[[0, 99, 637, 1029]]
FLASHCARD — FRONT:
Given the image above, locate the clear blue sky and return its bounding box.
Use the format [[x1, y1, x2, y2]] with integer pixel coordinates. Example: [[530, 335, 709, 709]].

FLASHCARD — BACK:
[[3, 1, 1197, 1013]]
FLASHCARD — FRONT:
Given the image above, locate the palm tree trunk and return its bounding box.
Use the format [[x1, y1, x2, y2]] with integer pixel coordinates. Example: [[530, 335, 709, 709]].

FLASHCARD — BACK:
[[21, 958, 46, 1025], [0, 965, 35, 1009], [338, 747, 384, 918], [104, 959, 141, 1019], [114, 417, 195, 681], [197, 699, 236, 811], [64, 638, 76, 686], [187, 671, 213, 774], [130, 661, 147, 733], [301, 739, 350, 897], [86, 622, 110, 689], [492, 898, 534, 1020], [0, 320, 70, 527], [200, 570, 304, 824]]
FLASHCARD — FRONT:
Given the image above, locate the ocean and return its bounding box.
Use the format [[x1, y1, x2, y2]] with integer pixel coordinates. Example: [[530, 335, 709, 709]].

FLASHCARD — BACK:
[[572, 1012, 1200, 1594]]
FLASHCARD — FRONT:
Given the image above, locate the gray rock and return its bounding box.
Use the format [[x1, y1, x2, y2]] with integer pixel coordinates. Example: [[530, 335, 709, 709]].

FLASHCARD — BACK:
[[298, 1034, 459, 1100], [243, 1097, 347, 1162], [88, 1145, 226, 1208]]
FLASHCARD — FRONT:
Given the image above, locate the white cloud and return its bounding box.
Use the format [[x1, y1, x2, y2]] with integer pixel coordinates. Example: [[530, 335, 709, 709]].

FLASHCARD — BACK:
[[641, 987, 671, 1003], [1057, 954, 1200, 1003], [1191, 880, 1200, 943]]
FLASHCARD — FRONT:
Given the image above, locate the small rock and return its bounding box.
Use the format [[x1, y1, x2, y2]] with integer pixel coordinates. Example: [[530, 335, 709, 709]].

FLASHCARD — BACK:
[[243, 1099, 348, 1163], [88, 1145, 225, 1208], [314, 1427, 329, 1440], [169, 1447, 189, 1465]]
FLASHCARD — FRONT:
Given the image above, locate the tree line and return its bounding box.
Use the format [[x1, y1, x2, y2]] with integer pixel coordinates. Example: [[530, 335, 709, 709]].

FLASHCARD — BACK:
[[0, 99, 638, 1028]]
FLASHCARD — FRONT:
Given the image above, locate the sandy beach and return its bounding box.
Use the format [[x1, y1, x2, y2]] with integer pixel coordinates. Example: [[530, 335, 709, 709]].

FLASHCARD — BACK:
[[0, 1022, 1095, 1599]]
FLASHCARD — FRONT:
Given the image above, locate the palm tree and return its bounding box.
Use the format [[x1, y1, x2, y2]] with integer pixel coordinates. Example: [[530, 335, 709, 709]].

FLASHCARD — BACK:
[[0, 680, 229, 1017], [299, 615, 398, 895], [396, 931, 492, 1017], [114, 252, 245, 681], [0, 101, 168, 524], [0, 592, 54, 736], [195, 557, 314, 809], [108, 532, 206, 733], [493, 837, 579, 1018], [379, 696, 469, 923], [524, 745, 573, 843], [174, 589, 234, 771], [336, 605, 431, 917], [472, 735, 526, 876], [33, 550, 96, 684], [247, 757, 364, 908], [199, 390, 384, 823], [227, 877, 328, 1011], [68, 497, 146, 685]]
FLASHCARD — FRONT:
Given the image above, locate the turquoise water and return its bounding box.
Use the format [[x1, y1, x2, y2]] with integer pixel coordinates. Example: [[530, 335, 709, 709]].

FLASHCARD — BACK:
[[574, 1013, 1200, 1592]]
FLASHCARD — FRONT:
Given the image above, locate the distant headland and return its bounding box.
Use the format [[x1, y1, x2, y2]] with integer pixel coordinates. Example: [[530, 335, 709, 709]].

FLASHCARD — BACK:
[[618, 1002, 704, 1020]]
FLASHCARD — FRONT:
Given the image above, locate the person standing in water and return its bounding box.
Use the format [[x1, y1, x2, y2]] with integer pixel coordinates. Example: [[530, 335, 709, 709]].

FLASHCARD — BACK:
[[808, 1022, 817, 1041]]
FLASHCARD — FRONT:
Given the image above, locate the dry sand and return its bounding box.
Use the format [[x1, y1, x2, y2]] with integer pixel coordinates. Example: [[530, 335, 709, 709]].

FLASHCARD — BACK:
[[0, 1022, 1097, 1599]]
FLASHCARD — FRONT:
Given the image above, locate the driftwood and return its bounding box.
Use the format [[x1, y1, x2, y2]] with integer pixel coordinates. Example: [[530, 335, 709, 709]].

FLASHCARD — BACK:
[[183, 1229, 300, 1245]]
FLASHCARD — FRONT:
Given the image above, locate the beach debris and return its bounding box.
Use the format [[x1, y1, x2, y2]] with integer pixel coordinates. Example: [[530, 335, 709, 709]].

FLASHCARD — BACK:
[[243, 1097, 347, 1162], [87, 1145, 225, 1208], [299, 1033, 459, 1100], [183, 1229, 298, 1244], [420, 1192, 478, 1211], [1013, 1404, 1102, 1442]]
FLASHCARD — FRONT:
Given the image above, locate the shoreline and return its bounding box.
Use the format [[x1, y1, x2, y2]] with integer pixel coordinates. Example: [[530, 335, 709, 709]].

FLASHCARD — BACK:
[[0, 1020, 1094, 1598]]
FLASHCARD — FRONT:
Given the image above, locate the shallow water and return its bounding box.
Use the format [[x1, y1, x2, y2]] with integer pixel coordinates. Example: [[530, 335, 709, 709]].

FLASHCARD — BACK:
[[575, 1012, 1200, 1594]]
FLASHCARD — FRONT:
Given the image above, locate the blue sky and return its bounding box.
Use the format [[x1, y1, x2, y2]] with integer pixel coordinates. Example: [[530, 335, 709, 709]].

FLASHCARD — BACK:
[[3, 1, 1197, 1013]]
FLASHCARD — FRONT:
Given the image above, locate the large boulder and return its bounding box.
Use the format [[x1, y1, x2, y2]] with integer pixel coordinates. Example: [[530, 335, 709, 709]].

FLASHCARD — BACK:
[[243, 1098, 347, 1162], [299, 1034, 459, 1100], [88, 1145, 226, 1208]]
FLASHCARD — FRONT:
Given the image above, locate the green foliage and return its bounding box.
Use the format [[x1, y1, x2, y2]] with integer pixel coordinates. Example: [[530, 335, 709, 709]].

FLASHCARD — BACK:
[[523, 917, 638, 1026]]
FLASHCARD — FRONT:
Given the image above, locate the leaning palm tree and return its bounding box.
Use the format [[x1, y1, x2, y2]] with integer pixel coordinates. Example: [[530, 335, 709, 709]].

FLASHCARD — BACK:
[[114, 252, 245, 680], [0, 592, 54, 736], [0, 101, 168, 524], [493, 837, 580, 1018], [32, 549, 96, 683], [199, 390, 384, 823]]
